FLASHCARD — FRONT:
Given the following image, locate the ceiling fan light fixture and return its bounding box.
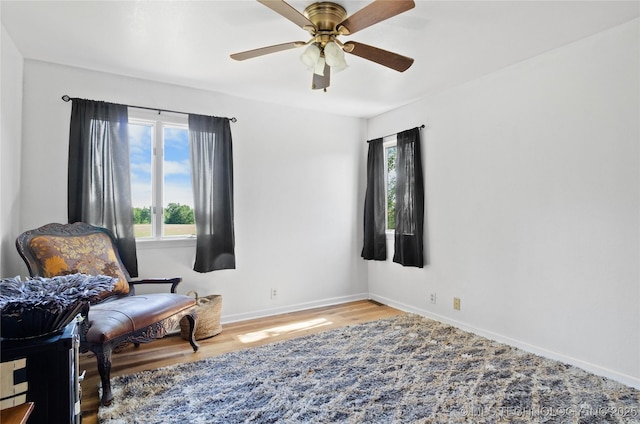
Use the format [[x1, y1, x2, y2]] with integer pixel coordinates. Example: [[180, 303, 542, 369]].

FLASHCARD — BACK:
[[314, 56, 326, 76], [300, 43, 321, 70], [232, 0, 417, 90], [323, 41, 348, 72]]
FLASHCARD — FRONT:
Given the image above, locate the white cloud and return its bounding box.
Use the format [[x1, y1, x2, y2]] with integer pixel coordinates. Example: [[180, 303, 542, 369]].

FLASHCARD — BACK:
[[164, 180, 193, 207], [130, 162, 151, 175], [164, 159, 191, 176], [130, 181, 152, 208], [128, 123, 152, 156]]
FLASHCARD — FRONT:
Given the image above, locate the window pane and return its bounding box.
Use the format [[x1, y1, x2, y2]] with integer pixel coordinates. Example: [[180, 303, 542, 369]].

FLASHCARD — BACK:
[[163, 126, 195, 237], [386, 145, 397, 230], [129, 123, 153, 238]]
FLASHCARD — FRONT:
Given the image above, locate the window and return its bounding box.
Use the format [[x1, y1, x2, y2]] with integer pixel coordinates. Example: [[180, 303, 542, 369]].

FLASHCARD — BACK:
[[128, 111, 195, 239], [384, 138, 397, 231]]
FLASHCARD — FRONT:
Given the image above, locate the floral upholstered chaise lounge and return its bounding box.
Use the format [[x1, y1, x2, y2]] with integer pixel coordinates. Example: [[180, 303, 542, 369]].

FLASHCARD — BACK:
[[16, 222, 199, 406]]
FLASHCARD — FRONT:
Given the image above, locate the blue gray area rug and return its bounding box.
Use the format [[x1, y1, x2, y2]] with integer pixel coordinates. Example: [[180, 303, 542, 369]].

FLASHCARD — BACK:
[[98, 314, 639, 423]]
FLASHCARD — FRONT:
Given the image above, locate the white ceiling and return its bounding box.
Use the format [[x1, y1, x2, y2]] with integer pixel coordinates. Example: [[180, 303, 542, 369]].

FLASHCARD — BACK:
[[2, 1, 638, 118]]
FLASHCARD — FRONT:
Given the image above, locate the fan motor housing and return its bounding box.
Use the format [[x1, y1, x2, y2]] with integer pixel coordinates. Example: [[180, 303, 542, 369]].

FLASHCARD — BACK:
[[303, 2, 347, 31]]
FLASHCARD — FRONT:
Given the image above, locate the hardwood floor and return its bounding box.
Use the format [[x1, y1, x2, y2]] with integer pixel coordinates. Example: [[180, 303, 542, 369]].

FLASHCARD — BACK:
[[79, 300, 402, 423]]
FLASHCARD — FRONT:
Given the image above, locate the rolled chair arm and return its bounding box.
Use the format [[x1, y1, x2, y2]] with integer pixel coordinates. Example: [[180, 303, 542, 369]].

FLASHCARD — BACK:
[[129, 277, 182, 293]]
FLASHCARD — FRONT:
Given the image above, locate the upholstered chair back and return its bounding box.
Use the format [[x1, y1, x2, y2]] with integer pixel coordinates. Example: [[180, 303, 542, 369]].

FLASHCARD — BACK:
[[16, 222, 132, 302]]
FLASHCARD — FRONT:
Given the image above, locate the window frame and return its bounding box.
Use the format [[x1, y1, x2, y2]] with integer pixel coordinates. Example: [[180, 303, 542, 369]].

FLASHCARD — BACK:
[[383, 135, 398, 235], [128, 109, 195, 244]]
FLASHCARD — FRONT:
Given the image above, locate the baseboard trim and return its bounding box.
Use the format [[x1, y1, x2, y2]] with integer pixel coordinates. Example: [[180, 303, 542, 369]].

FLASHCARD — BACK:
[[220, 293, 370, 325], [369, 293, 640, 390]]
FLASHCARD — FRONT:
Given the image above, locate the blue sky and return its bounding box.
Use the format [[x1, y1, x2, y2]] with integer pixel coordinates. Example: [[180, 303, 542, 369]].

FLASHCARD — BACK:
[[129, 123, 193, 208]]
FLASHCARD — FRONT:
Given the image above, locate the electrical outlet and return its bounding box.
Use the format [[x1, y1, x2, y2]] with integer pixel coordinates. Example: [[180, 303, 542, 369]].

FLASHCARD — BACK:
[[429, 293, 437, 304], [270, 288, 277, 299], [453, 297, 461, 311]]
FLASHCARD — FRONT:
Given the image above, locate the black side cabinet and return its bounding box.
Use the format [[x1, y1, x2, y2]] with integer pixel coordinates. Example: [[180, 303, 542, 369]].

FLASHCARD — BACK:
[[1, 320, 81, 424]]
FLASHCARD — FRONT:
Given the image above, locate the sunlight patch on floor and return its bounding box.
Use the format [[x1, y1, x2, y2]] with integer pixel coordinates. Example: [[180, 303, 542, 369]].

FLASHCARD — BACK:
[[238, 318, 332, 343]]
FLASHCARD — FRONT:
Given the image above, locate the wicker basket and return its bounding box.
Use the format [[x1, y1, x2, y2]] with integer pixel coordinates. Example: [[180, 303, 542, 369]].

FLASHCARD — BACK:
[[180, 292, 222, 341]]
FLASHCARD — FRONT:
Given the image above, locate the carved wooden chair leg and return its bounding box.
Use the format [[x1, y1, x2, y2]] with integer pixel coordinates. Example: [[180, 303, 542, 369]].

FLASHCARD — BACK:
[[96, 348, 114, 406], [184, 312, 199, 351]]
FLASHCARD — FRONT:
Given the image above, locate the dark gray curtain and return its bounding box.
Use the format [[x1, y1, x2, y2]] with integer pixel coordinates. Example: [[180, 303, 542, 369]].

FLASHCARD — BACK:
[[361, 138, 387, 260], [393, 127, 424, 267], [188, 114, 235, 272], [68, 99, 139, 276]]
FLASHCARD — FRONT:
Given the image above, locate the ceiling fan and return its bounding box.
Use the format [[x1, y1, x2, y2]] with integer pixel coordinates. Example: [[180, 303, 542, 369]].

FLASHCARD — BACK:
[[230, 0, 415, 91]]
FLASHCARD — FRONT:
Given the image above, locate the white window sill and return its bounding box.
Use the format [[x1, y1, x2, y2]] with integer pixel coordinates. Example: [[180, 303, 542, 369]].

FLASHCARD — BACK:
[[136, 237, 196, 250]]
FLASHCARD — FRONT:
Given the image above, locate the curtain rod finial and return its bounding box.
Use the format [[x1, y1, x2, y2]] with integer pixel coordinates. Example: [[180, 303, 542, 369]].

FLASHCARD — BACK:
[[62, 95, 71, 102]]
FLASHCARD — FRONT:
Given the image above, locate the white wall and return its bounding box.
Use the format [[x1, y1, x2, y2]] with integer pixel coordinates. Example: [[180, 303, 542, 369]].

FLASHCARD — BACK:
[[0, 25, 23, 277], [15, 60, 368, 320], [367, 19, 639, 387]]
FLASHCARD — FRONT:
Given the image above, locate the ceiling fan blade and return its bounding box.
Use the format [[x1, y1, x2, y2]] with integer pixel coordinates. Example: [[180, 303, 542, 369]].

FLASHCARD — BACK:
[[344, 41, 414, 72], [257, 0, 316, 31], [337, 0, 415, 35], [230, 41, 306, 61], [312, 63, 331, 90]]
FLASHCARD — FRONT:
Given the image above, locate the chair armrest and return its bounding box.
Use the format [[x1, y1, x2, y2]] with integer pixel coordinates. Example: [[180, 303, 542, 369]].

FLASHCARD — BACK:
[[129, 277, 182, 293]]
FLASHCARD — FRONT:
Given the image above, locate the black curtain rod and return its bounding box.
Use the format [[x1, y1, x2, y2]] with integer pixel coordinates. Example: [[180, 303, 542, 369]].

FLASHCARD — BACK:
[[61, 95, 237, 123], [368, 124, 425, 142]]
